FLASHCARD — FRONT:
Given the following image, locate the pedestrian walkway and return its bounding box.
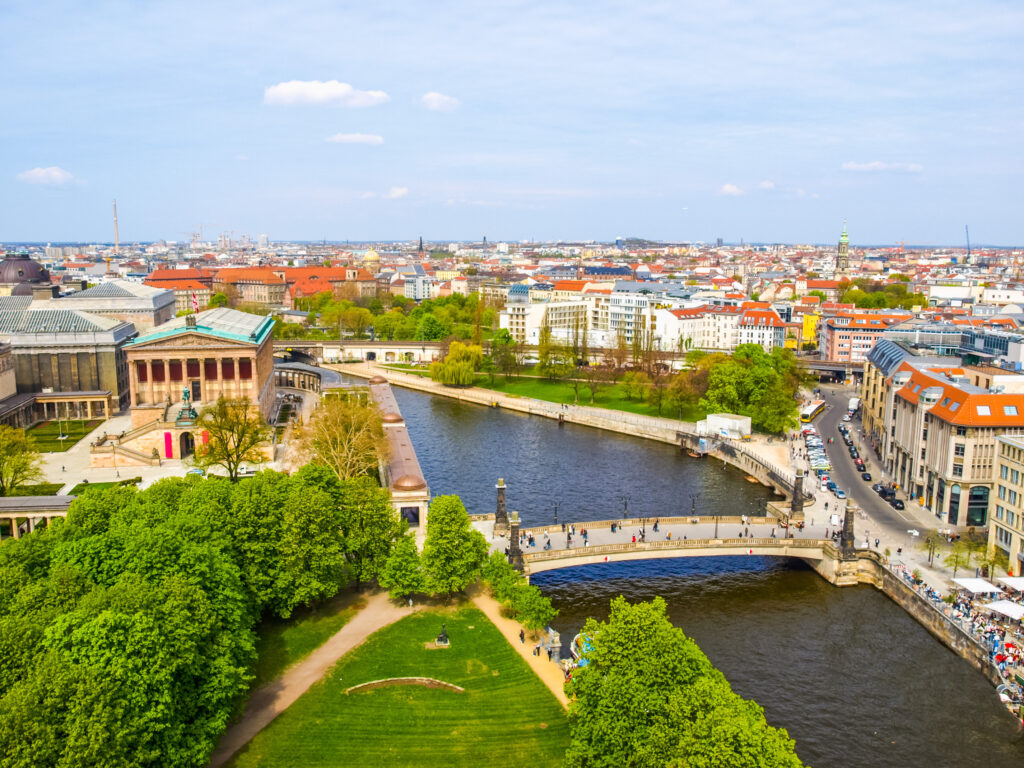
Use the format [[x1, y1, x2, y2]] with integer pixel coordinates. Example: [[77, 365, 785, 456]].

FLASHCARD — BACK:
[[470, 588, 569, 708], [207, 591, 415, 768]]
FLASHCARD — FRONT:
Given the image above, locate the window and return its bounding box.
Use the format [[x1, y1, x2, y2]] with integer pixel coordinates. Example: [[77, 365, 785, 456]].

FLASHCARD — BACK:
[[1010, 489, 1019, 505], [1002, 465, 1010, 480], [977, 405, 991, 416], [997, 505, 1005, 520], [1014, 469, 1021, 484], [997, 526, 1013, 548], [921, 448, 927, 460], [1000, 484, 1007, 500], [1005, 405, 1019, 416], [1010, 511, 1018, 527], [953, 463, 964, 477], [954, 444, 965, 457]]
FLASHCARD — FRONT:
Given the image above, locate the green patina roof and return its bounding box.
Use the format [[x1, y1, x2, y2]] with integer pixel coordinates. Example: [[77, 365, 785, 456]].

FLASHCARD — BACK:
[[840, 220, 849, 243], [127, 307, 275, 347]]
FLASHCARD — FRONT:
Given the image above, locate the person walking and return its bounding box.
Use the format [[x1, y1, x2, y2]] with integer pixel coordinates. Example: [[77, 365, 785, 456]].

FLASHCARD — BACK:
[[519, 629, 525, 644]]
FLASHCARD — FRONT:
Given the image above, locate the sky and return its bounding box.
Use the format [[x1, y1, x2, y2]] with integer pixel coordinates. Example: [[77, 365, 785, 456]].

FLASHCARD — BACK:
[[1, 0, 1022, 245]]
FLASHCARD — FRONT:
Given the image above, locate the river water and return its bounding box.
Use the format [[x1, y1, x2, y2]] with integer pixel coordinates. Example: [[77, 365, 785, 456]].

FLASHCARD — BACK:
[[391, 385, 1024, 767]]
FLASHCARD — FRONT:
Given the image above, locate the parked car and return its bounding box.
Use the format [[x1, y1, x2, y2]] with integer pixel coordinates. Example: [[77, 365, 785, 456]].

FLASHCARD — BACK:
[[861, 472, 872, 481], [827, 481, 838, 493], [889, 498, 905, 510], [842, 414, 851, 422], [835, 488, 847, 499], [849, 449, 859, 459], [855, 461, 865, 472]]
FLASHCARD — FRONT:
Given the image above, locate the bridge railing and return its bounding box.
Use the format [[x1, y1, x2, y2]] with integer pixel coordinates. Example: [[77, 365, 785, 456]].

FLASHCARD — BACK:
[[519, 515, 784, 536], [523, 537, 828, 562]]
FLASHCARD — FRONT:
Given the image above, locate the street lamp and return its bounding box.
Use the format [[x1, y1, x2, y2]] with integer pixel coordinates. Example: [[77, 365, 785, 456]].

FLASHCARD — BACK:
[[619, 495, 630, 519], [553, 501, 559, 525]]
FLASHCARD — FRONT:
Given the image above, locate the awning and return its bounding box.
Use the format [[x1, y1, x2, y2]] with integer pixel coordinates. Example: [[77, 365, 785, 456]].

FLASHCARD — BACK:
[[952, 577, 1002, 594], [979, 600, 1024, 621], [998, 577, 1024, 592]]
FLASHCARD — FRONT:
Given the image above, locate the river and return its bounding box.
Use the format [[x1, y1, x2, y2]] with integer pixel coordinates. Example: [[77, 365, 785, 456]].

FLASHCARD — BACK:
[[390, 384, 1024, 767]]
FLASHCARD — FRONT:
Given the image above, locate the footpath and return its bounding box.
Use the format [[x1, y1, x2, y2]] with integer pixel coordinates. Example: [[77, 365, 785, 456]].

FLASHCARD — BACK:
[[470, 588, 569, 708], [207, 591, 416, 768]]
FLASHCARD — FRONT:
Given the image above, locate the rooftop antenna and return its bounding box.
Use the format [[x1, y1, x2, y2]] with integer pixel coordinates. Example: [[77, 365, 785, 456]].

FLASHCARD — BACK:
[[965, 224, 971, 261], [112, 200, 120, 254]]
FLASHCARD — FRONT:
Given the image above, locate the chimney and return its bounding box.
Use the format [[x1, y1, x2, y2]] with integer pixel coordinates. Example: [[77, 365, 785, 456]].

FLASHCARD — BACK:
[[32, 284, 59, 301]]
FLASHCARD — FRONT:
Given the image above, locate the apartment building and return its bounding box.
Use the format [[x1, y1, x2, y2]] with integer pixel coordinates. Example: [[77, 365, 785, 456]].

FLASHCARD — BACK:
[[991, 435, 1024, 576], [887, 365, 1024, 526], [498, 285, 590, 344], [819, 311, 910, 362]]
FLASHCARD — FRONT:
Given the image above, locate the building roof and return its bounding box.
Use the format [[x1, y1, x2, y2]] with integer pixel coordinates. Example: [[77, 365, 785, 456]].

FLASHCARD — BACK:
[[0, 307, 125, 334], [73, 281, 170, 300], [127, 307, 275, 347]]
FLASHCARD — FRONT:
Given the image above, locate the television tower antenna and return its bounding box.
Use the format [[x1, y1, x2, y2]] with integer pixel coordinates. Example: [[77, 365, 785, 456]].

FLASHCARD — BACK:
[[112, 200, 120, 254], [965, 225, 971, 261]]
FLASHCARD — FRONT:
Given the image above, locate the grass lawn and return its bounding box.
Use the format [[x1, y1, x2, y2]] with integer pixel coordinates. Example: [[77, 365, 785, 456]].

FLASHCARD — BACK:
[[67, 478, 142, 495], [383, 365, 705, 422], [228, 607, 570, 768], [250, 592, 365, 690], [8, 482, 63, 496], [26, 420, 102, 452]]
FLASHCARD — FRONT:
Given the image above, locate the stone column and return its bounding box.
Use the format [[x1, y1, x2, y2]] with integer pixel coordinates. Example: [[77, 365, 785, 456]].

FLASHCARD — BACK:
[[841, 497, 856, 553], [10, 517, 19, 539], [494, 478, 509, 536], [791, 469, 804, 518], [217, 358, 224, 400], [146, 360, 155, 405], [198, 358, 207, 404], [508, 511, 524, 572]]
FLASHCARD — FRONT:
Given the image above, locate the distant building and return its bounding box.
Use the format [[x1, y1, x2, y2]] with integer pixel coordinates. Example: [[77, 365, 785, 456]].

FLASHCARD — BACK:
[[42, 280, 175, 331]]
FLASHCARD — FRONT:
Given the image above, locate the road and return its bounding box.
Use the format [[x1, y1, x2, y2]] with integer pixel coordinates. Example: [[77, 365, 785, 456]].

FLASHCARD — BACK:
[[813, 384, 936, 547]]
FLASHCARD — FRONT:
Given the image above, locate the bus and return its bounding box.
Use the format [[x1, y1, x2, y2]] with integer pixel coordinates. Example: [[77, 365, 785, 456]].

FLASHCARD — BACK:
[[800, 399, 826, 423]]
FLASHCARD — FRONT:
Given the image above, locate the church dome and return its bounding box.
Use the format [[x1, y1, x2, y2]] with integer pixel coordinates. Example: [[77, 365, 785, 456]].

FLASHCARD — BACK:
[[363, 248, 380, 263], [369, 375, 388, 384], [0, 254, 49, 286], [393, 474, 426, 490]]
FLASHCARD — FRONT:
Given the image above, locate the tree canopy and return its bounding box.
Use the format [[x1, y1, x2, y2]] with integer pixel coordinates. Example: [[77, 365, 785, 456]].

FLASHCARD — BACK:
[[565, 597, 804, 768], [194, 396, 271, 480], [697, 345, 801, 434], [293, 393, 389, 481], [0, 469, 402, 767], [420, 495, 488, 596], [0, 426, 43, 496]]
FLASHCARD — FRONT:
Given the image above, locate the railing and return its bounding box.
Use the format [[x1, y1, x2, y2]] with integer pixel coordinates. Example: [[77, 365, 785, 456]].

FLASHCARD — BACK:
[[523, 537, 829, 562]]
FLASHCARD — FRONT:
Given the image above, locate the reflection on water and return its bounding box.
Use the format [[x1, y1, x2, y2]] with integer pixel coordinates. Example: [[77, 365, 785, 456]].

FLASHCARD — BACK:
[[387, 382, 1024, 767]]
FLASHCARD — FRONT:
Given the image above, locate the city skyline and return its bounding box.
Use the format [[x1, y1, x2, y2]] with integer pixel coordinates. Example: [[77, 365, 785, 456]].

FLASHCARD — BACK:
[[2, 1, 1022, 244]]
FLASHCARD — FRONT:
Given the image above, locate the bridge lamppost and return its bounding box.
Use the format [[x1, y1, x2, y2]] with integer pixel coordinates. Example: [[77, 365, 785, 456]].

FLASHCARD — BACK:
[[619, 495, 630, 519], [553, 501, 559, 525]]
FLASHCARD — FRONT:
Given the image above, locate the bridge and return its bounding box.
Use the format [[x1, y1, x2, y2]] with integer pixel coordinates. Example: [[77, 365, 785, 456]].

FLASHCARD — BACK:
[[274, 340, 444, 366], [485, 495, 874, 587]]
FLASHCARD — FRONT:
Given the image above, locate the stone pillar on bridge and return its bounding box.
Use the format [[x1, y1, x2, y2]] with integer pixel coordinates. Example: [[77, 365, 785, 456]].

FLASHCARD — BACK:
[[508, 511, 524, 572], [841, 497, 857, 555], [791, 468, 804, 518], [494, 477, 509, 536]]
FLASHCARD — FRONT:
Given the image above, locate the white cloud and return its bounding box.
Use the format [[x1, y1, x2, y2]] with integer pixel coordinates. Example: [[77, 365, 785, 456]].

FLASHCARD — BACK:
[[17, 166, 74, 186], [421, 91, 459, 112], [325, 132, 384, 145], [264, 80, 389, 107], [758, 180, 775, 190], [360, 191, 377, 199], [719, 183, 743, 196], [841, 160, 923, 172], [382, 186, 409, 199]]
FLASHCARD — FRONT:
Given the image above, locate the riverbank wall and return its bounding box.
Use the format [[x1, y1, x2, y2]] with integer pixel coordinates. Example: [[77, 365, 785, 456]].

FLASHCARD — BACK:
[[329, 363, 808, 504]]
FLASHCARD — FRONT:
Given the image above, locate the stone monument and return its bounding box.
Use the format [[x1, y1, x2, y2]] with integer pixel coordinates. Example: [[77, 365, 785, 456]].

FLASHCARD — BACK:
[[494, 477, 509, 536], [508, 510, 524, 572]]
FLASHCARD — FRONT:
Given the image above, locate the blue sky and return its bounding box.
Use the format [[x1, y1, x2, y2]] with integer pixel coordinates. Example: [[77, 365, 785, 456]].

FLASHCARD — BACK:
[[1, 0, 1022, 244]]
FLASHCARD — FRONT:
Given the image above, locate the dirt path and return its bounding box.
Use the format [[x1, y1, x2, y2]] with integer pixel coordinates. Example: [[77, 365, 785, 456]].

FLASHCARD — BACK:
[[471, 590, 570, 708], [208, 590, 415, 767]]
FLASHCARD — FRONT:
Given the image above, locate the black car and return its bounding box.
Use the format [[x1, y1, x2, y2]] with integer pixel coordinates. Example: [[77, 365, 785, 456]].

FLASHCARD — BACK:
[[845, 438, 854, 446], [861, 472, 872, 481], [849, 449, 859, 459], [872, 483, 884, 494], [889, 498, 905, 510]]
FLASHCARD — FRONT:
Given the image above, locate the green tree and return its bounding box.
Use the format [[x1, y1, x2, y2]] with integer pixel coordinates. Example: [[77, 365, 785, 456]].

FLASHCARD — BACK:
[[943, 541, 971, 578], [194, 396, 270, 481], [565, 597, 803, 768], [209, 292, 229, 308], [421, 495, 488, 596], [294, 394, 389, 481], [338, 477, 404, 590], [415, 313, 448, 341], [429, 341, 483, 387], [621, 371, 651, 401], [511, 581, 557, 631], [378, 533, 424, 599], [0, 426, 43, 496]]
